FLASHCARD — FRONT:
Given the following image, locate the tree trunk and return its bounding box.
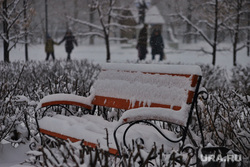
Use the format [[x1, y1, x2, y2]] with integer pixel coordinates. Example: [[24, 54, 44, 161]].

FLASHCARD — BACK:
[[247, 8, 250, 56], [212, 0, 219, 66], [89, 3, 95, 45], [105, 34, 111, 62], [3, 39, 9, 63], [232, 1, 242, 66], [184, 1, 192, 44], [45, 0, 48, 35], [24, 0, 28, 61], [2, 0, 10, 63], [73, 0, 78, 32]]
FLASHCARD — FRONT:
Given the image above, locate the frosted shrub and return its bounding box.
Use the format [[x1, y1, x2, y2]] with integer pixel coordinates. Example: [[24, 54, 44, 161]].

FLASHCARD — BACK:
[[199, 64, 229, 92], [24, 138, 193, 167], [202, 91, 250, 155], [0, 60, 100, 144], [198, 64, 250, 163], [231, 65, 250, 96]]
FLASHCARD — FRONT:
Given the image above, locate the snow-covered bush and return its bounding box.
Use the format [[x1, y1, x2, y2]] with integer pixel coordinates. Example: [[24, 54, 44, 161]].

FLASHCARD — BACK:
[[0, 60, 100, 144], [24, 138, 194, 167], [198, 64, 250, 162], [199, 64, 229, 92], [201, 90, 249, 153], [231, 65, 250, 96]]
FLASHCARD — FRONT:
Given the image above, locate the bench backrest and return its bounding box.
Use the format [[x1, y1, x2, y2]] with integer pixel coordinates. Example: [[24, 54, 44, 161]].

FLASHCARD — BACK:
[[91, 63, 202, 115]]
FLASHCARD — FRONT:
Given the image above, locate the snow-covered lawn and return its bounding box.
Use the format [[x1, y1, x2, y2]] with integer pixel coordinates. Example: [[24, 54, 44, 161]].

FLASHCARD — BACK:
[[3, 41, 250, 69], [0, 41, 249, 167]]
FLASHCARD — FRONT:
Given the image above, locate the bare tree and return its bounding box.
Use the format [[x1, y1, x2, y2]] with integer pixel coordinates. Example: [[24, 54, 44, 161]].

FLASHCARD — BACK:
[[177, 0, 229, 65], [69, 0, 134, 62], [230, 0, 245, 66], [183, 1, 193, 44], [0, 0, 33, 62], [224, 0, 250, 66]]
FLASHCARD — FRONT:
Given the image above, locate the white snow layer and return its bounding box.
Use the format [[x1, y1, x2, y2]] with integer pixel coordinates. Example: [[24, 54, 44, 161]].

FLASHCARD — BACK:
[[94, 63, 200, 108], [37, 93, 95, 109], [118, 107, 189, 126], [38, 114, 178, 152], [100, 63, 202, 75]]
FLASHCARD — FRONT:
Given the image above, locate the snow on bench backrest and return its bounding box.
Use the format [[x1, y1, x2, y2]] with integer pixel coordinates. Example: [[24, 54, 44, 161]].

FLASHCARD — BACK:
[[92, 63, 202, 114]]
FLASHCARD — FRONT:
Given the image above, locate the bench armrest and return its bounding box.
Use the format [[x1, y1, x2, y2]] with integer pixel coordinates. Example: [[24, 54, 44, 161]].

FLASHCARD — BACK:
[[117, 107, 189, 127], [36, 93, 95, 110]]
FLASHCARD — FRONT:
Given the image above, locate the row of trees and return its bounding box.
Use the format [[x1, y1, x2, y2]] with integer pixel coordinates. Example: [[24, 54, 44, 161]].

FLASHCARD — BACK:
[[0, 0, 250, 64], [0, 0, 34, 62], [171, 0, 250, 65]]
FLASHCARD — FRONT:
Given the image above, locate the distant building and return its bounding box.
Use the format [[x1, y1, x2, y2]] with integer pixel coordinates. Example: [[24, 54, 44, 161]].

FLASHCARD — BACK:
[[118, 5, 165, 43], [118, 9, 137, 43]]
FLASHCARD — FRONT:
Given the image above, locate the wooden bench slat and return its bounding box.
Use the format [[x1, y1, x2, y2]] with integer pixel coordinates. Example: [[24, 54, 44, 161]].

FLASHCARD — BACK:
[[41, 101, 92, 110], [92, 95, 182, 111], [40, 128, 118, 155], [191, 75, 199, 87]]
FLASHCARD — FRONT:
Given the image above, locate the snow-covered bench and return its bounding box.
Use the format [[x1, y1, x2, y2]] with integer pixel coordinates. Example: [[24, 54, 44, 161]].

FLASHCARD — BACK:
[[36, 63, 203, 156]]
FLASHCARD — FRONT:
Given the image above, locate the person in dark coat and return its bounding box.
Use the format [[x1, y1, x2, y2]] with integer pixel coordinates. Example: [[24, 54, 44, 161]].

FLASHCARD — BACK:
[[45, 35, 58, 61], [59, 30, 78, 61], [150, 29, 164, 61], [136, 24, 148, 61]]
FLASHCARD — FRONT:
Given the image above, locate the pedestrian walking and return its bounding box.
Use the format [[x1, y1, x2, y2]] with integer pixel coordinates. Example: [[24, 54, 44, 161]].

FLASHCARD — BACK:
[[45, 34, 58, 61], [59, 30, 78, 61], [150, 29, 165, 61], [136, 24, 148, 61]]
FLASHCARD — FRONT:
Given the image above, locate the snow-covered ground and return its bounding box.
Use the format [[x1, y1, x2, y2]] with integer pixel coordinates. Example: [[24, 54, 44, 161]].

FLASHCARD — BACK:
[[0, 41, 249, 167], [2, 41, 250, 69]]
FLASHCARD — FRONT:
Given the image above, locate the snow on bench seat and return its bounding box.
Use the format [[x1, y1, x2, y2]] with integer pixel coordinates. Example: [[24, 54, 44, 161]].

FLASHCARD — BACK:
[[101, 63, 202, 76], [38, 114, 178, 155], [92, 63, 201, 111]]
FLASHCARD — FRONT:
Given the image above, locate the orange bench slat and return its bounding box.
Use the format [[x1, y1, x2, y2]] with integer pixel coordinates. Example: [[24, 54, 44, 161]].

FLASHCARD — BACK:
[[40, 128, 118, 155], [92, 95, 182, 111], [41, 100, 92, 110]]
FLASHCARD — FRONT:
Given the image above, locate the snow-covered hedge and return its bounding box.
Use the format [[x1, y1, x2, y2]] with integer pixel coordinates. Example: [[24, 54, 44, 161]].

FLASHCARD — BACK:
[[0, 60, 249, 165], [0, 60, 100, 144], [24, 138, 193, 166], [198, 64, 250, 164]]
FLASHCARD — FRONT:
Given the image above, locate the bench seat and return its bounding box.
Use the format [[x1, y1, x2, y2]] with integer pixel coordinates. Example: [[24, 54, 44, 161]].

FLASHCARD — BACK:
[[38, 114, 178, 155]]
